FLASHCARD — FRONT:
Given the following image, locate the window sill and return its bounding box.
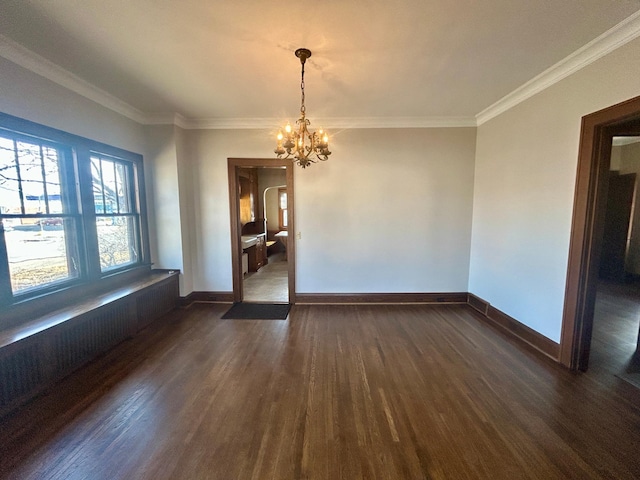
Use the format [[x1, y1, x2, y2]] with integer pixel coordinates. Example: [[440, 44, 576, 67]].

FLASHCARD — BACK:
[[0, 269, 177, 350], [0, 269, 179, 417]]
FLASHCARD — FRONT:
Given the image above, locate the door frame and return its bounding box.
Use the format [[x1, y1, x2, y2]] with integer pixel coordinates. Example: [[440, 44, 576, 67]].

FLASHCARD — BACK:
[[227, 158, 296, 303], [560, 95, 640, 370]]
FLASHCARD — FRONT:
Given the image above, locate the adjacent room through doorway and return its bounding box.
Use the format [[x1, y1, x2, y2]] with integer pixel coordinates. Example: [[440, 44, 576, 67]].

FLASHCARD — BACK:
[[241, 169, 288, 303], [561, 96, 640, 375], [590, 136, 640, 387], [227, 158, 296, 304]]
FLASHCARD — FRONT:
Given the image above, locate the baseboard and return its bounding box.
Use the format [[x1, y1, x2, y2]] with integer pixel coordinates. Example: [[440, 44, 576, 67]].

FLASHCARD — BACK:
[[295, 292, 468, 304], [467, 293, 560, 361], [180, 291, 234, 306], [179, 290, 559, 361]]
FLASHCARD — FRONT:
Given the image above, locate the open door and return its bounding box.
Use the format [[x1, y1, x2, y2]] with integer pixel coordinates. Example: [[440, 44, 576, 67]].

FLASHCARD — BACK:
[[561, 95, 640, 370], [227, 158, 296, 304], [599, 173, 635, 281]]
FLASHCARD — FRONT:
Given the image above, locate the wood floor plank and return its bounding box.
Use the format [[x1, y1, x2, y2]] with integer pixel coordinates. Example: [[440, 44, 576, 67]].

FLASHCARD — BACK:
[[2, 302, 640, 479]]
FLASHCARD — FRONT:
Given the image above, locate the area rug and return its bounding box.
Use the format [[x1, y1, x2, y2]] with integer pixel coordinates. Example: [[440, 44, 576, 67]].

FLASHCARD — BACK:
[[221, 302, 291, 320]]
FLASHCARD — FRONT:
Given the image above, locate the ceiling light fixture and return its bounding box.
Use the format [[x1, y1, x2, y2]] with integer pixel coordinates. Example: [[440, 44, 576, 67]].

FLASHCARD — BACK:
[[275, 48, 331, 168]]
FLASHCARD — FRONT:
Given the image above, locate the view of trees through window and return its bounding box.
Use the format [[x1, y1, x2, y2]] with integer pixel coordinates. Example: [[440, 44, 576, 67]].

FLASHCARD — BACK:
[[0, 115, 146, 303], [92, 155, 138, 271], [0, 135, 78, 293]]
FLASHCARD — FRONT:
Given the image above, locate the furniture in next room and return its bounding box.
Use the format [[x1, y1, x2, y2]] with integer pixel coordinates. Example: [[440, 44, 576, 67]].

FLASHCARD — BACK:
[[241, 233, 267, 272], [275, 231, 288, 260]]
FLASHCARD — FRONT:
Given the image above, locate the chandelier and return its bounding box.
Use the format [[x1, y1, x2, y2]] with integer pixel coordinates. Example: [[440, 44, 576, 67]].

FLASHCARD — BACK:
[[275, 48, 331, 168]]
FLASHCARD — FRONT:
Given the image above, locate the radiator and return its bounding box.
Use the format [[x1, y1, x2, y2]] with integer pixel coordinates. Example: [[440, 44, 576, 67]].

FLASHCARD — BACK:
[[0, 343, 42, 410], [0, 273, 178, 416]]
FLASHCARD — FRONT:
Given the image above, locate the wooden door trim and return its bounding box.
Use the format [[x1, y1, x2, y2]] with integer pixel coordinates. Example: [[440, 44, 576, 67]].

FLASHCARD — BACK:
[[561, 95, 640, 369], [227, 158, 296, 304]]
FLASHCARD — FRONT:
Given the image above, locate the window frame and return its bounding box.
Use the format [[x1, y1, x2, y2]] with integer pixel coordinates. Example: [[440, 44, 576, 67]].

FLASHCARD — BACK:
[[0, 112, 151, 309], [91, 153, 142, 273], [0, 133, 82, 298], [278, 187, 288, 231]]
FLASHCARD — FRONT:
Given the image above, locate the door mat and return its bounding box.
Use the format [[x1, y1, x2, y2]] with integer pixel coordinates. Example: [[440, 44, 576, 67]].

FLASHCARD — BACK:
[[222, 303, 291, 320]]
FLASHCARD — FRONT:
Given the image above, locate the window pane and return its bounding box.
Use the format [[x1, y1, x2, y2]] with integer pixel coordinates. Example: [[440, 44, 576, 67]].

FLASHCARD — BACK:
[[97, 215, 138, 271], [92, 156, 132, 215], [5, 217, 79, 293], [0, 136, 21, 214], [17, 141, 46, 214], [280, 192, 287, 209], [282, 209, 288, 228], [92, 157, 105, 214], [43, 146, 63, 214], [0, 140, 65, 216], [115, 162, 131, 213], [101, 159, 118, 213]]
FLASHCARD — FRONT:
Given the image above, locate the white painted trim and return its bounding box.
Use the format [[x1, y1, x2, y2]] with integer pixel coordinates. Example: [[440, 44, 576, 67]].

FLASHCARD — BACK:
[[0, 34, 147, 124], [143, 112, 192, 129], [476, 10, 640, 126], [179, 116, 477, 130]]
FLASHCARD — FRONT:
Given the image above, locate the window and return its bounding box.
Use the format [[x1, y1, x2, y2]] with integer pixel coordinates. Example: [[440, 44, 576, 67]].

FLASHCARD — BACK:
[[91, 155, 140, 271], [0, 134, 80, 296], [278, 188, 288, 230], [0, 113, 149, 307]]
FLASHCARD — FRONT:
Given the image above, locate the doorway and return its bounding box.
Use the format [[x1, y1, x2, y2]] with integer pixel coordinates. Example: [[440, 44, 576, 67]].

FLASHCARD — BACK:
[[589, 138, 640, 384], [227, 158, 296, 304], [561, 95, 640, 371]]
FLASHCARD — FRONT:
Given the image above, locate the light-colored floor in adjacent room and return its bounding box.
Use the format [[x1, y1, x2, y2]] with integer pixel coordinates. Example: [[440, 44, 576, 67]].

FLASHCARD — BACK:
[[243, 252, 288, 303]]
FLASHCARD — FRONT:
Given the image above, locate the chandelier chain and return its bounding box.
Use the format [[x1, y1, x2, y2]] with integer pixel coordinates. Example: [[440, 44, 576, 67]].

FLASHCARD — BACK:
[[300, 60, 306, 115]]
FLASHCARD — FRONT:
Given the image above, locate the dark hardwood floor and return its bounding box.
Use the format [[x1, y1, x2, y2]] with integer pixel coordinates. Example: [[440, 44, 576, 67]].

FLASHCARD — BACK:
[[590, 280, 640, 385], [2, 303, 640, 479]]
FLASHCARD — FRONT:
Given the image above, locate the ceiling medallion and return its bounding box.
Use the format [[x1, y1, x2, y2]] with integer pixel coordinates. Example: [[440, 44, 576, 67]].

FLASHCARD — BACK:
[[274, 48, 331, 168]]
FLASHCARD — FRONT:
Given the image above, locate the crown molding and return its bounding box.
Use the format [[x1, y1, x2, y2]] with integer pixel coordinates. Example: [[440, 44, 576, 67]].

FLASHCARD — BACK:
[[177, 116, 477, 130], [0, 34, 147, 124], [143, 112, 191, 129], [313, 117, 477, 129], [476, 10, 640, 126]]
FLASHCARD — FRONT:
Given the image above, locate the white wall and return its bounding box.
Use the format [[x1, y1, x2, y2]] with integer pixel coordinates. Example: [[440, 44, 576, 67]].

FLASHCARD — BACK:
[[175, 126, 195, 294], [469, 36, 640, 343], [188, 129, 268, 292], [144, 126, 183, 276], [188, 127, 476, 294], [0, 57, 145, 153]]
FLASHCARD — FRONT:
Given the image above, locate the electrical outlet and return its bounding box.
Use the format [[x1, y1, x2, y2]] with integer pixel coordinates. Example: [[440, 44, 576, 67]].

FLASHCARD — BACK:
[[296, 232, 301, 240]]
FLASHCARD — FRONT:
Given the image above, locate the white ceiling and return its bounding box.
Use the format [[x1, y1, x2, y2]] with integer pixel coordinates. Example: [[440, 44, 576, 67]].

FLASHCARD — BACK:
[[1, 0, 640, 127]]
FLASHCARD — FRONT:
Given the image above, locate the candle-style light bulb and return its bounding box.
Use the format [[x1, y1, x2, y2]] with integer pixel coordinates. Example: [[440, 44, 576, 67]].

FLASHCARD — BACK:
[[285, 123, 292, 134]]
